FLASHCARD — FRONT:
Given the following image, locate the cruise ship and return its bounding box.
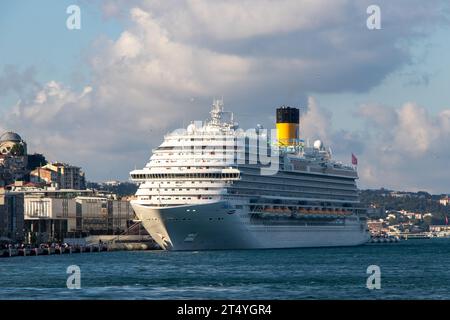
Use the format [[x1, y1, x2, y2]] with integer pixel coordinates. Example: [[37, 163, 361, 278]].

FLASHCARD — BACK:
[[130, 100, 369, 250]]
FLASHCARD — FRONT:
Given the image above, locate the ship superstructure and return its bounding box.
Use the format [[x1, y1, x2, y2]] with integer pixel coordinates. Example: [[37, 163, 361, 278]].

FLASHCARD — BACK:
[[130, 99, 369, 250]]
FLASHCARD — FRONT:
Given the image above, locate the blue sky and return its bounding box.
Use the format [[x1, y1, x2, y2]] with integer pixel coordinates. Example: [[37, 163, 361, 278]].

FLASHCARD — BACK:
[[1, 0, 450, 193], [0, 1, 121, 102]]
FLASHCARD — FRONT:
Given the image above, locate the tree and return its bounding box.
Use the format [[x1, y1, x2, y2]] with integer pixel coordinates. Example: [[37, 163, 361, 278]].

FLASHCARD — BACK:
[[9, 143, 24, 156], [27, 153, 48, 171]]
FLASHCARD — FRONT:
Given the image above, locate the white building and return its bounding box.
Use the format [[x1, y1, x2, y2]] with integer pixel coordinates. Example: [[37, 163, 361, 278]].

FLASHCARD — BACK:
[[24, 196, 77, 229], [19, 189, 135, 242], [75, 196, 134, 235]]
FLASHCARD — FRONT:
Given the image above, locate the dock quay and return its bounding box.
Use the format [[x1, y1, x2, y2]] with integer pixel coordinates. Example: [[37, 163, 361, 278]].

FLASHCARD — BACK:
[[0, 243, 108, 258], [367, 235, 400, 244], [399, 232, 432, 240], [1, 235, 160, 258]]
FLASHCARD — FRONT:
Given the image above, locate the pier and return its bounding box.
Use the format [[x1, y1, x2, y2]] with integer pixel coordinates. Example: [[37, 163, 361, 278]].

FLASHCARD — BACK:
[[368, 235, 400, 244], [0, 243, 109, 258], [399, 232, 432, 240], [0, 235, 160, 258]]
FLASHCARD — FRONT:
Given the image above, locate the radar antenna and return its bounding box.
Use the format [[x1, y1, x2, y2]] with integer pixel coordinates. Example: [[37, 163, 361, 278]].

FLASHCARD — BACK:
[[208, 98, 238, 129], [210, 98, 224, 126]]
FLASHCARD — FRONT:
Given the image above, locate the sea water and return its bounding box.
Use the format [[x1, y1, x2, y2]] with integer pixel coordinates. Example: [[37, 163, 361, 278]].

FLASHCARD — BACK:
[[1, 238, 450, 299]]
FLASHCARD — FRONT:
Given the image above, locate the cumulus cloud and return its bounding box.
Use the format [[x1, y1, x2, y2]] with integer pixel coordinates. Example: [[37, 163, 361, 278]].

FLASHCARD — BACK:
[[1, 0, 450, 191], [297, 98, 450, 193], [94, 0, 449, 100], [0, 65, 41, 99], [300, 97, 332, 143], [353, 103, 450, 192]]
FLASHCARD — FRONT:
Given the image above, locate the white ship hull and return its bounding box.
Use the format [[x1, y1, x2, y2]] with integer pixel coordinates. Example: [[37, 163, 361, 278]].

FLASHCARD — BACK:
[[132, 201, 370, 251]]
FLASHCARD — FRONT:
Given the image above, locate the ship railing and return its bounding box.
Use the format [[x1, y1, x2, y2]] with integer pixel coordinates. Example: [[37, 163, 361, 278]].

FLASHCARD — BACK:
[[251, 206, 353, 217]]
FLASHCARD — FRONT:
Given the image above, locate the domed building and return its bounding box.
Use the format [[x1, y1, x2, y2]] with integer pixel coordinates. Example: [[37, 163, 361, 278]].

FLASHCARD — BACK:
[[0, 131, 28, 184], [0, 131, 27, 156]]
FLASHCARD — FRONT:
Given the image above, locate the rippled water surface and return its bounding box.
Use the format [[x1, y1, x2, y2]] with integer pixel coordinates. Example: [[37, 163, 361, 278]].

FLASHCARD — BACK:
[[1, 239, 450, 299]]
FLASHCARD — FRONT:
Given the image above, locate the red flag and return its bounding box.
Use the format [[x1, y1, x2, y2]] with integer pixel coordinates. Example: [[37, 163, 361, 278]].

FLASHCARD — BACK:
[[351, 153, 358, 165]]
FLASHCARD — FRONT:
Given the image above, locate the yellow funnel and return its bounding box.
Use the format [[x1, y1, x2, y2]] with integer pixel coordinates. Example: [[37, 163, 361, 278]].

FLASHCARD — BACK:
[[276, 106, 299, 146]]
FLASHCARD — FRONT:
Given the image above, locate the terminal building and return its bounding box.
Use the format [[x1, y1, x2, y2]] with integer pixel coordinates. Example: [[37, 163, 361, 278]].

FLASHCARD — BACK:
[[1, 187, 135, 244], [22, 189, 134, 243]]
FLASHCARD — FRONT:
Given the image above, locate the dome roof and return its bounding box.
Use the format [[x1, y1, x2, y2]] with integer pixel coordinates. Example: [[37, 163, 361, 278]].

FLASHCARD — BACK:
[[0, 131, 22, 142]]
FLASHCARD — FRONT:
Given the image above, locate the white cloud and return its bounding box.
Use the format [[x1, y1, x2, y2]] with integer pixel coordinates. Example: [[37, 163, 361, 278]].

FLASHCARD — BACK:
[[394, 103, 440, 155], [178, 0, 349, 40], [9, 81, 92, 125], [354, 103, 450, 192], [297, 98, 450, 192], [300, 97, 332, 143]]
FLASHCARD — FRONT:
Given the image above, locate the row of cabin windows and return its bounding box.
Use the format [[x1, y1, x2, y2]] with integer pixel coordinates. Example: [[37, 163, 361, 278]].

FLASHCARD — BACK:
[[150, 181, 228, 185], [170, 137, 237, 142], [157, 145, 239, 150], [146, 196, 214, 200], [132, 172, 240, 180], [153, 153, 235, 159], [148, 188, 210, 191], [152, 159, 234, 165]]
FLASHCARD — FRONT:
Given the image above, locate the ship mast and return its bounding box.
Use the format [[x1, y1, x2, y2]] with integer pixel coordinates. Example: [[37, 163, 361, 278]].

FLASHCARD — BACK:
[[208, 98, 238, 129], [209, 98, 224, 126]]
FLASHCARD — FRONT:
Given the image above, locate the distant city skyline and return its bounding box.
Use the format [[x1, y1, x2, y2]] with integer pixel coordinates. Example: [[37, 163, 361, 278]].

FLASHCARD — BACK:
[[1, 0, 450, 193]]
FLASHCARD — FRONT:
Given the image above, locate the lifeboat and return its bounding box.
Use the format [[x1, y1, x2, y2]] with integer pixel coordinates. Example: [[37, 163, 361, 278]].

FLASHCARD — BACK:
[[318, 208, 328, 218]]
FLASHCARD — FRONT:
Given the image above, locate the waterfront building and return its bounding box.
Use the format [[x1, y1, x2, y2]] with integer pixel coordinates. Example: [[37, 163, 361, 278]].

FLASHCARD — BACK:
[[367, 220, 384, 235], [0, 132, 48, 187], [0, 189, 24, 242], [0, 132, 28, 183], [24, 195, 76, 243], [0, 162, 7, 188], [30, 162, 86, 190], [103, 180, 121, 186], [430, 225, 450, 232], [439, 196, 449, 206], [0, 185, 136, 243], [0, 132, 27, 156], [29, 167, 59, 186], [75, 196, 134, 236]]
